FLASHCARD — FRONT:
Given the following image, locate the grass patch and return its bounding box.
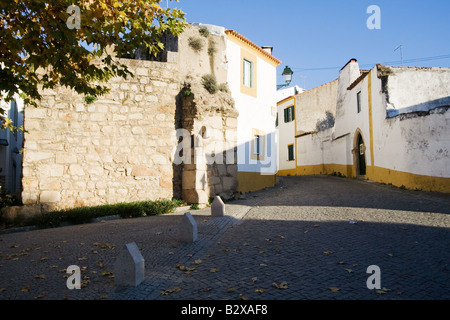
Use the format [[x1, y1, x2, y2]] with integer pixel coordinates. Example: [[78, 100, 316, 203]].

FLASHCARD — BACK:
[[199, 27, 210, 38], [201, 74, 218, 94], [188, 37, 204, 52], [2, 199, 185, 230]]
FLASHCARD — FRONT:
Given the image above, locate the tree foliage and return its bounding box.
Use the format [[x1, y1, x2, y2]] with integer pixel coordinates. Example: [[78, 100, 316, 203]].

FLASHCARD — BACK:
[[0, 0, 186, 128]]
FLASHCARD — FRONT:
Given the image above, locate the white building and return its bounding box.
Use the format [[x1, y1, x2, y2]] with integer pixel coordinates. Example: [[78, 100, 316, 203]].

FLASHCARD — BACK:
[[225, 29, 281, 193], [279, 58, 450, 193]]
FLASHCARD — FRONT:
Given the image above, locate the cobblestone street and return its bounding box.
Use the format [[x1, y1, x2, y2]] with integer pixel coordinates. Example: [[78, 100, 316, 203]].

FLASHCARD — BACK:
[[0, 176, 449, 301]]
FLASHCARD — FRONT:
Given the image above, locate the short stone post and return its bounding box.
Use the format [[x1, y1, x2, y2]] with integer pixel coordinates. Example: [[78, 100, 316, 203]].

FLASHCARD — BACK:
[[211, 196, 225, 217], [114, 242, 145, 288], [179, 212, 198, 243]]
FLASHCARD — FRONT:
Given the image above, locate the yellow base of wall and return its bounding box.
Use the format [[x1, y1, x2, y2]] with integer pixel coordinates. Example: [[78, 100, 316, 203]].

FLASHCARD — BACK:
[[278, 164, 450, 193], [237, 172, 276, 193], [367, 166, 450, 193]]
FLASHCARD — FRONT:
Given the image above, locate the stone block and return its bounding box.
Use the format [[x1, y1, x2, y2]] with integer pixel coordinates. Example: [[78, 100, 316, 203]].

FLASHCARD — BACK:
[[178, 212, 198, 243], [25, 151, 53, 163], [55, 153, 77, 164], [131, 165, 155, 177], [211, 196, 225, 217], [114, 242, 145, 288], [223, 176, 237, 191], [40, 191, 61, 203]]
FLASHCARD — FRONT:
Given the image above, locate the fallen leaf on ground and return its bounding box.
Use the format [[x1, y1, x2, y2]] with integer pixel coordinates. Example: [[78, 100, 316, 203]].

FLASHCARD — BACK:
[[226, 288, 237, 293], [21, 286, 30, 292], [251, 277, 258, 283], [272, 282, 289, 289], [78, 257, 87, 261], [337, 261, 345, 265], [161, 287, 181, 295], [345, 269, 354, 273], [254, 289, 265, 293], [34, 274, 46, 279], [192, 259, 202, 265], [376, 287, 391, 294], [329, 287, 340, 293], [209, 268, 219, 273], [34, 292, 47, 299], [323, 251, 333, 255], [176, 264, 196, 272]]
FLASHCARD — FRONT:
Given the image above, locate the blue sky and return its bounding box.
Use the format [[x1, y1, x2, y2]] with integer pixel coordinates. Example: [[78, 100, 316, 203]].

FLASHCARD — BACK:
[[171, 0, 450, 90]]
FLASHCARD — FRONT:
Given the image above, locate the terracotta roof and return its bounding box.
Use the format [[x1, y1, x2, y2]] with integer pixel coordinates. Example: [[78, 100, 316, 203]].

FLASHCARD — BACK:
[[225, 29, 281, 65]]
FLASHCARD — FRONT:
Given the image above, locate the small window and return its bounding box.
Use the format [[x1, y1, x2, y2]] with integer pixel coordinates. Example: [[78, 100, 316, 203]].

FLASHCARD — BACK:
[[288, 144, 295, 161], [357, 91, 362, 113], [243, 59, 254, 88], [284, 105, 295, 123], [254, 135, 261, 155]]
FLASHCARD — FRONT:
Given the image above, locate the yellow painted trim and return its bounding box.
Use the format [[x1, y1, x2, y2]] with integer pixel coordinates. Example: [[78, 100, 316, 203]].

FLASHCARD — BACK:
[[238, 172, 276, 193], [226, 31, 281, 67], [294, 98, 298, 168], [240, 49, 257, 98], [277, 168, 297, 176], [367, 166, 450, 193], [251, 128, 265, 161], [277, 95, 295, 106], [280, 163, 450, 193], [367, 71, 375, 168]]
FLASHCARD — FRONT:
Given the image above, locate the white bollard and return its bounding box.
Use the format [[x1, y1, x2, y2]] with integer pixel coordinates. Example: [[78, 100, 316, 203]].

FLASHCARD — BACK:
[[211, 196, 225, 217], [179, 212, 198, 243], [114, 242, 145, 287]]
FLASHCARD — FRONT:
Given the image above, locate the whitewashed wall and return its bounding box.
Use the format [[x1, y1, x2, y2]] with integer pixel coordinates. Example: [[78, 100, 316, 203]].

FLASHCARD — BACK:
[[277, 97, 296, 171], [226, 38, 278, 175]]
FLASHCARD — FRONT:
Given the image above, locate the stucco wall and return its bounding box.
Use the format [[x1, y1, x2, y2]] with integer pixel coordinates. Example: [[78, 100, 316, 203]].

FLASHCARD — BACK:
[[294, 61, 450, 192], [372, 67, 450, 180], [295, 80, 338, 136], [277, 97, 296, 172]]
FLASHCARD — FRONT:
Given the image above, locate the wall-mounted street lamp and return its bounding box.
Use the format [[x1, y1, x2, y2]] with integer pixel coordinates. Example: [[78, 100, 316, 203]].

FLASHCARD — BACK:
[[277, 66, 294, 90]]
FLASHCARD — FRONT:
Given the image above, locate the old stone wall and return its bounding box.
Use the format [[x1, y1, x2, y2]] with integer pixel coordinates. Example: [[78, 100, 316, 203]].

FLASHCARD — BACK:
[[19, 24, 238, 214], [22, 58, 181, 212]]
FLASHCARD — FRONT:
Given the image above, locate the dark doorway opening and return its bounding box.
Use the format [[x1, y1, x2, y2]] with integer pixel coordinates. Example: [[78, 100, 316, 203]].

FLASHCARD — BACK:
[[357, 134, 366, 176]]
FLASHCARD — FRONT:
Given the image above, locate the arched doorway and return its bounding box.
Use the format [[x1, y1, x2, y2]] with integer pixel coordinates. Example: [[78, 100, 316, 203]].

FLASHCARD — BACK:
[[353, 130, 366, 176]]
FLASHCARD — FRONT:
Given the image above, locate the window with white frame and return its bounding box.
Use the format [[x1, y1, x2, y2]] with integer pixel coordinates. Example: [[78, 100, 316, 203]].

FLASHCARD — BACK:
[[243, 58, 254, 88]]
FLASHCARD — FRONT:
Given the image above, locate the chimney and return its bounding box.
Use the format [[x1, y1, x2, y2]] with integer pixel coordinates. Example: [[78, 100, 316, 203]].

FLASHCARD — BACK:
[[261, 46, 273, 55]]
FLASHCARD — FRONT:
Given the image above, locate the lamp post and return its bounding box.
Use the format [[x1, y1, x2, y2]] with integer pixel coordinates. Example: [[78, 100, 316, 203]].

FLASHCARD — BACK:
[[277, 66, 294, 90]]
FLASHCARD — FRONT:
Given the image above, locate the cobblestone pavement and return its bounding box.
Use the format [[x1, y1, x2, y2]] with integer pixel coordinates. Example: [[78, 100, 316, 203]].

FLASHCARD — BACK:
[[0, 176, 449, 300]]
